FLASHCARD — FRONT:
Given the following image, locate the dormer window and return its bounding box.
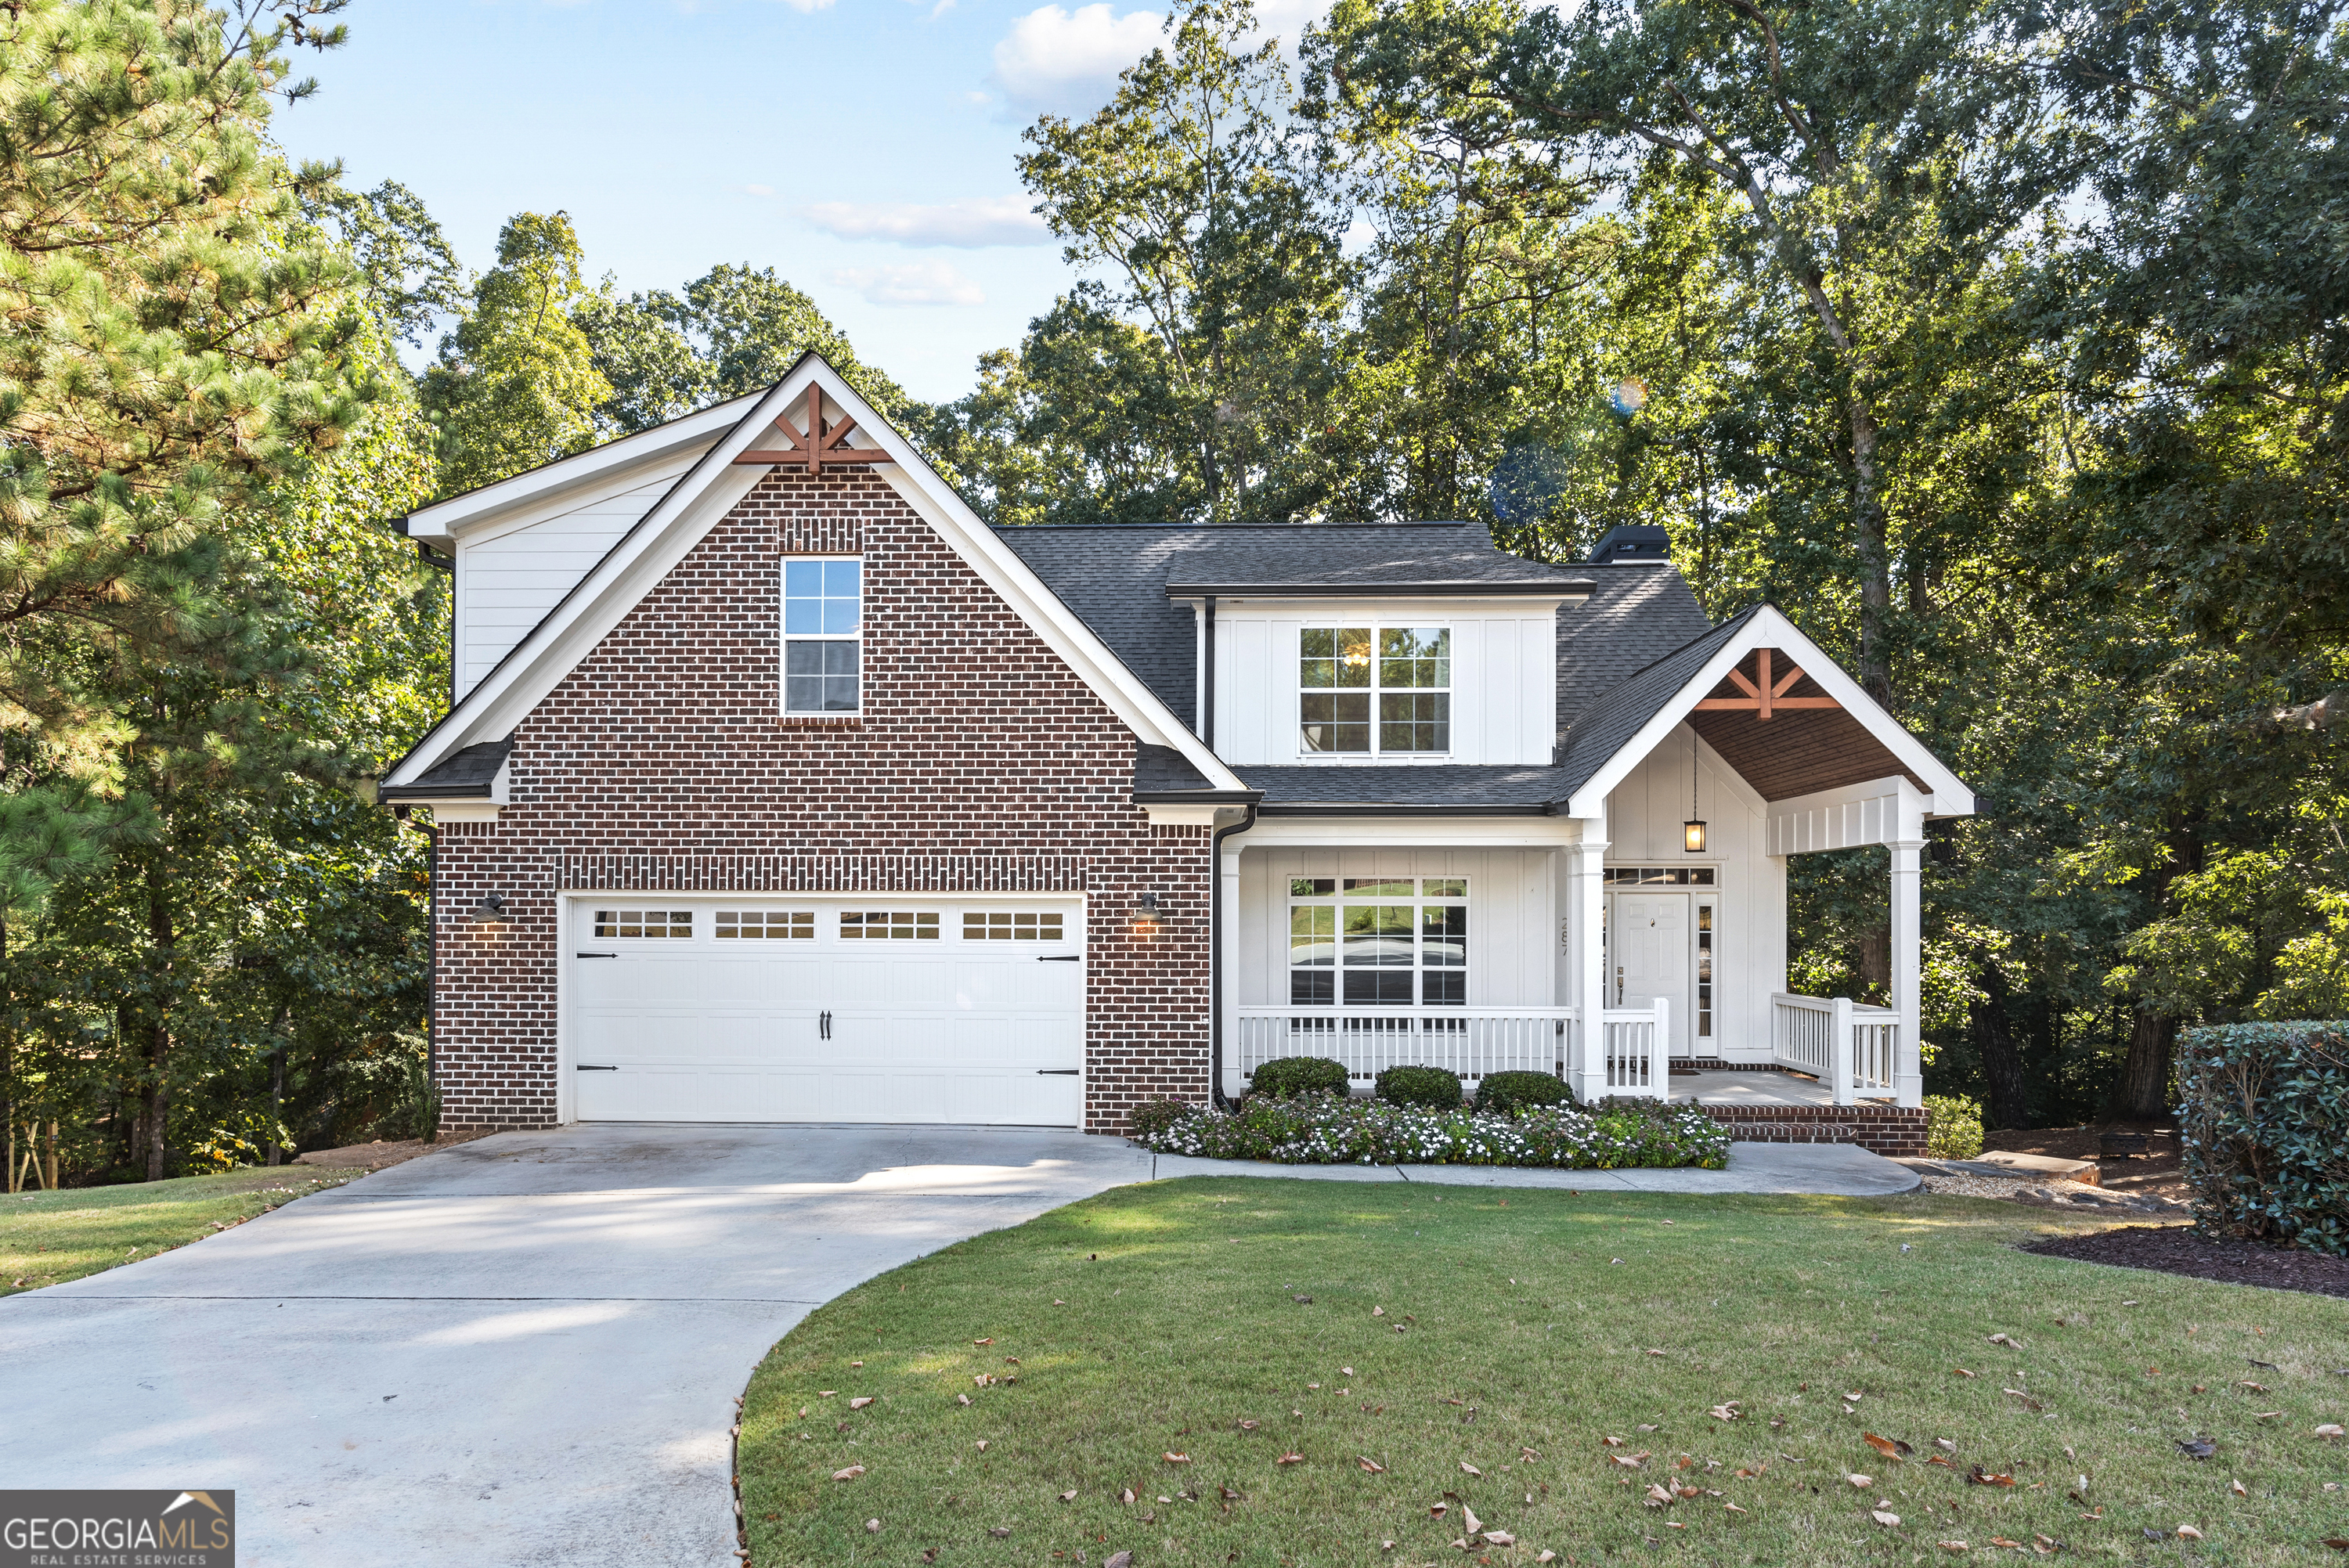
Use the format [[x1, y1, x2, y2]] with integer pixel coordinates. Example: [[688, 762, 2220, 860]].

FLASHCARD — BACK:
[[1300, 627, 1450, 754]]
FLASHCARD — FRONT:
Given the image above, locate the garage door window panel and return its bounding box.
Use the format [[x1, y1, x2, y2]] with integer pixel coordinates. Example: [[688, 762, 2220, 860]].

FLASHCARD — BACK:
[[594, 910, 692, 939]]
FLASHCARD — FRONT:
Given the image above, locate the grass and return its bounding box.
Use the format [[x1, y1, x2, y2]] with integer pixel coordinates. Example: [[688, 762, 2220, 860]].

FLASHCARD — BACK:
[[2, 1166, 359, 1294], [739, 1180, 2349, 1566]]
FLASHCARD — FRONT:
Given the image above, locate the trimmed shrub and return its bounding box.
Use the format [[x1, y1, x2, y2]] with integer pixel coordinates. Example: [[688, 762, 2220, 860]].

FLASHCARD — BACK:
[[1474, 1071, 1571, 1116], [1376, 1065, 1463, 1109], [2179, 1021, 2349, 1256], [1248, 1056, 1350, 1099], [1124, 1094, 1731, 1170], [1128, 1098, 1195, 1141], [1924, 1094, 1985, 1160]]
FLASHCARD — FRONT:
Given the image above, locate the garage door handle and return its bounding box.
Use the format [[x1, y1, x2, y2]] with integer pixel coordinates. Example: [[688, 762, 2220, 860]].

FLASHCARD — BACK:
[[576, 1065, 618, 1072], [577, 952, 617, 958], [1037, 954, 1082, 962], [1036, 1069, 1081, 1076]]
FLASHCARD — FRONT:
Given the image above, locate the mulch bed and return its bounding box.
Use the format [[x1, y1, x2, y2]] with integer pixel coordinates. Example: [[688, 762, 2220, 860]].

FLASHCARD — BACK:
[[2026, 1224, 2349, 1299], [1985, 1121, 2189, 1202]]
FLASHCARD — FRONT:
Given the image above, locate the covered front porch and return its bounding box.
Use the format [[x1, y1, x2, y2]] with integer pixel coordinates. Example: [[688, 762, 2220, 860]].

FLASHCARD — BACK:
[[1216, 615, 1973, 1144]]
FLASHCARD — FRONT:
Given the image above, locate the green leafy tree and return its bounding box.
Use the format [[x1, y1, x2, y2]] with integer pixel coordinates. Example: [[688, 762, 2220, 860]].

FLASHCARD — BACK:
[[420, 211, 610, 496]]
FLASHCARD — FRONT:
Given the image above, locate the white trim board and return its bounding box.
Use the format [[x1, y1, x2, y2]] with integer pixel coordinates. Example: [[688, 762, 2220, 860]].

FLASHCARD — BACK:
[[1564, 606, 1975, 820]]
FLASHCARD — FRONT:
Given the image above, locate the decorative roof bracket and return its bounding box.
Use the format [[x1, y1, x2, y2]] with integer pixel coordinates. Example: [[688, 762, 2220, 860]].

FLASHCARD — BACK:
[[731, 384, 892, 474]]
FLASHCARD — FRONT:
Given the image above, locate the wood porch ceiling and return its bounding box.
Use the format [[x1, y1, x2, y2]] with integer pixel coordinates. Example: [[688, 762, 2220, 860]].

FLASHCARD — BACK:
[[1687, 648, 1931, 802]]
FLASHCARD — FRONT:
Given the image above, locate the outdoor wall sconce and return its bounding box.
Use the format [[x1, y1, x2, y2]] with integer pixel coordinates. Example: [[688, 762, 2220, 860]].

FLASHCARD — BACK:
[[473, 893, 508, 923], [1131, 891, 1162, 936], [1683, 728, 1707, 853]]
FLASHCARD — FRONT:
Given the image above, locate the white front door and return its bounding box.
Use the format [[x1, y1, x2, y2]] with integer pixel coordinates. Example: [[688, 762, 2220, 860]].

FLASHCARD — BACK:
[[1609, 892, 1692, 1057], [568, 899, 1085, 1125]]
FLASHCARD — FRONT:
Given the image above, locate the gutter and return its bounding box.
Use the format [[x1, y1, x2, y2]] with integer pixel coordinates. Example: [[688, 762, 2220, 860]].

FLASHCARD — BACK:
[[1208, 799, 1259, 1111], [1253, 802, 1564, 818]]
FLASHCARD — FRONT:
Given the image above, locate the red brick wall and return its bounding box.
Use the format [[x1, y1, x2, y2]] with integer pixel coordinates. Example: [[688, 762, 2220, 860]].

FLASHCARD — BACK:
[[430, 467, 1211, 1134]]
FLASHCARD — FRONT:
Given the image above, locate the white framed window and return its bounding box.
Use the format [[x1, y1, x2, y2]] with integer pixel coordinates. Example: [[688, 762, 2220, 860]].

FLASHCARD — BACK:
[[716, 910, 815, 939], [784, 558, 861, 713], [1286, 877, 1467, 1005], [841, 910, 939, 939], [1299, 627, 1450, 755]]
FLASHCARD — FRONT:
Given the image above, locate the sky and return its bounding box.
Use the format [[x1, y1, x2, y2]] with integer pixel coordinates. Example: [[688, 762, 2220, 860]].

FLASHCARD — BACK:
[[274, 0, 1321, 404]]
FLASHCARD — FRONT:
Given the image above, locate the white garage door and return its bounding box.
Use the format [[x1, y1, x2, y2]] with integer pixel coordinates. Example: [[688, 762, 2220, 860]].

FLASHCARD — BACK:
[[568, 899, 1085, 1126]]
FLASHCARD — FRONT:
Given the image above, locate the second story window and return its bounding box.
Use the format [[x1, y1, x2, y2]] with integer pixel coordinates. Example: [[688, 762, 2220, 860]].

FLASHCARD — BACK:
[[1300, 627, 1450, 755], [784, 559, 861, 713]]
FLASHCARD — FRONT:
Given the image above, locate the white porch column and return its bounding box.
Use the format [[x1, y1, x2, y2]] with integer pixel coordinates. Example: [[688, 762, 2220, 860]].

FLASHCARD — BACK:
[[1889, 838, 1925, 1108], [1221, 830, 1246, 1103], [1572, 812, 1610, 1105]]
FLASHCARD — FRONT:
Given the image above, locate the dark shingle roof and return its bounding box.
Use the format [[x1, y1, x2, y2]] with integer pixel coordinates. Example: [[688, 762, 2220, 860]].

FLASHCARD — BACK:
[[1236, 764, 1572, 813], [381, 736, 512, 800], [1553, 610, 1756, 802], [996, 521, 1649, 722], [1557, 566, 1714, 736]]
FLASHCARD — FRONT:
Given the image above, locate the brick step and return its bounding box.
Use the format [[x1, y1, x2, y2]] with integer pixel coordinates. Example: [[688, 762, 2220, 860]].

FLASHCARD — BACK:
[[1697, 1103, 1927, 1158]]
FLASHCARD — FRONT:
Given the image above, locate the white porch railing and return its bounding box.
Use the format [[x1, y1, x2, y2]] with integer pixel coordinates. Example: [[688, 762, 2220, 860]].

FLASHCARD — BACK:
[[1770, 992, 1902, 1105], [1234, 1007, 1575, 1090], [1597, 997, 1669, 1098]]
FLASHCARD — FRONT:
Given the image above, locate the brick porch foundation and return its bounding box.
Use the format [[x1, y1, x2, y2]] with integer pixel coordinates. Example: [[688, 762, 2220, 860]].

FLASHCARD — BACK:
[[1698, 1102, 1928, 1158]]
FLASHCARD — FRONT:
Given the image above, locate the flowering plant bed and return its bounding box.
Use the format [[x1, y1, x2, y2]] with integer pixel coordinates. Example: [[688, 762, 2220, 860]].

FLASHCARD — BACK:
[[1128, 1092, 1732, 1169]]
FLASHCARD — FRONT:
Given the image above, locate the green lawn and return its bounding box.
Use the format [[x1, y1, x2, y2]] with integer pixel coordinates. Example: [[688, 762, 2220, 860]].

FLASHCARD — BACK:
[[2, 1166, 359, 1294], [740, 1181, 2349, 1566]]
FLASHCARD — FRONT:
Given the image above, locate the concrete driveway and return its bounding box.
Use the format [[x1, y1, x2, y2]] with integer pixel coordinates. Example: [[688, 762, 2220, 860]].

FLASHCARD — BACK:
[[0, 1127, 1918, 1566], [0, 1126, 1153, 1568]]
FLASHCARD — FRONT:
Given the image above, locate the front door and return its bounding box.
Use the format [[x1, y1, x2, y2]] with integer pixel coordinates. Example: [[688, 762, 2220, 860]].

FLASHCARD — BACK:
[[1608, 892, 1692, 1057]]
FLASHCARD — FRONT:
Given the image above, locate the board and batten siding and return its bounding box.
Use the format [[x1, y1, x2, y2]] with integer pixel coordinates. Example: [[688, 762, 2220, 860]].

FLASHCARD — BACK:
[[1208, 602, 1560, 766], [1599, 724, 1787, 1058], [1235, 848, 1558, 1010], [452, 457, 699, 701]]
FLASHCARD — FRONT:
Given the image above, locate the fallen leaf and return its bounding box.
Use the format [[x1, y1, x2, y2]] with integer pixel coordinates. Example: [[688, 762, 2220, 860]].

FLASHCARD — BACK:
[[2177, 1438, 2217, 1460], [1373, 1306, 1385, 1316], [1611, 1454, 1645, 1469], [1277, 1453, 1303, 1465], [1644, 1484, 1672, 1506], [2322, 1538, 2349, 1551], [1988, 1333, 2017, 1346], [1711, 1403, 1742, 1422], [1537, 1553, 1558, 1563], [1106, 1554, 1133, 1568], [976, 1440, 988, 1451], [2253, 1411, 2284, 1421], [1725, 1501, 1748, 1515], [1602, 1436, 1625, 1447], [1935, 1437, 1956, 1452], [2317, 1425, 2346, 1439], [1846, 1473, 1874, 1489], [1926, 1454, 1953, 1469], [1357, 1456, 1386, 1473], [1873, 1509, 1901, 1527], [832, 1465, 865, 1481], [989, 1527, 1011, 1538], [2178, 1525, 2204, 1540], [1966, 1467, 2015, 1487], [2002, 1388, 2044, 1411], [1939, 1542, 1968, 1554], [864, 1518, 880, 1534], [1993, 1538, 2024, 1549], [849, 1397, 874, 1410], [1237, 1419, 1259, 1431], [2230, 1480, 2247, 1497], [1863, 1433, 1913, 1460], [1341, 1367, 1355, 1375], [1462, 1507, 1483, 1534], [1060, 1491, 1077, 1502], [1164, 1453, 1190, 1465], [956, 1394, 971, 1407], [1644, 1348, 1667, 1357], [819, 1390, 837, 1398], [1482, 1531, 1516, 1546], [973, 1337, 993, 1346], [2239, 1380, 2269, 1393], [1953, 1368, 1975, 1379], [1460, 1462, 1482, 1476]]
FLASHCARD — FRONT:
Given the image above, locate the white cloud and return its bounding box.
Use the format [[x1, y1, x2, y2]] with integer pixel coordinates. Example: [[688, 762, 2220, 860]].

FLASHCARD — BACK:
[[770, 0, 838, 13], [828, 261, 987, 308], [803, 196, 1049, 248], [990, 3, 1164, 117], [1252, 0, 1336, 53]]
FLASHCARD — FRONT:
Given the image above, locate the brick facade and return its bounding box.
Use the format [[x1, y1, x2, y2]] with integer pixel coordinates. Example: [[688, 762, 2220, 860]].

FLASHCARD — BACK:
[[429, 467, 1212, 1135]]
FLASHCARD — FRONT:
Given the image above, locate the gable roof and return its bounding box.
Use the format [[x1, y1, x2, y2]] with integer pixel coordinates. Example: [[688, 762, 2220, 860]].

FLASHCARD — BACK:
[[381, 356, 1244, 798]]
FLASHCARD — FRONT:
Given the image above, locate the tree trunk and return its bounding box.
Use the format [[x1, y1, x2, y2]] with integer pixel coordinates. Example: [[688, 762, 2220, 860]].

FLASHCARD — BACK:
[[2108, 1009, 2177, 1123], [1846, 395, 1896, 709], [1971, 962, 2028, 1130], [143, 857, 175, 1182], [142, 1021, 168, 1182], [1853, 923, 1892, 1008]]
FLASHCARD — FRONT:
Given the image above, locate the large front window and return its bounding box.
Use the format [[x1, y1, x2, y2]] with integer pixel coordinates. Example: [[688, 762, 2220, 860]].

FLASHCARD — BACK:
[[1287, 877, 1468, 1005], [784, 558, 861, 713], [1299, 628, 1451, 754]]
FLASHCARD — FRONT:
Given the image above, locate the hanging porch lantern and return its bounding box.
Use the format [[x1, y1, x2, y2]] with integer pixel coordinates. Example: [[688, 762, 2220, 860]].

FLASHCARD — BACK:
[[1683, 728, 1707, 852]]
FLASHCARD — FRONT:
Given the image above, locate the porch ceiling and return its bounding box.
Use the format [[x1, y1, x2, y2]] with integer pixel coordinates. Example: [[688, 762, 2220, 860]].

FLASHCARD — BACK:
[[1688, 651, 1929, 802]]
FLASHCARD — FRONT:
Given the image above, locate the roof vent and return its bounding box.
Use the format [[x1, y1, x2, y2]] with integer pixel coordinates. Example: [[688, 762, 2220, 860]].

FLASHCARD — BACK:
[[1588, 524, 1671, 565]]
